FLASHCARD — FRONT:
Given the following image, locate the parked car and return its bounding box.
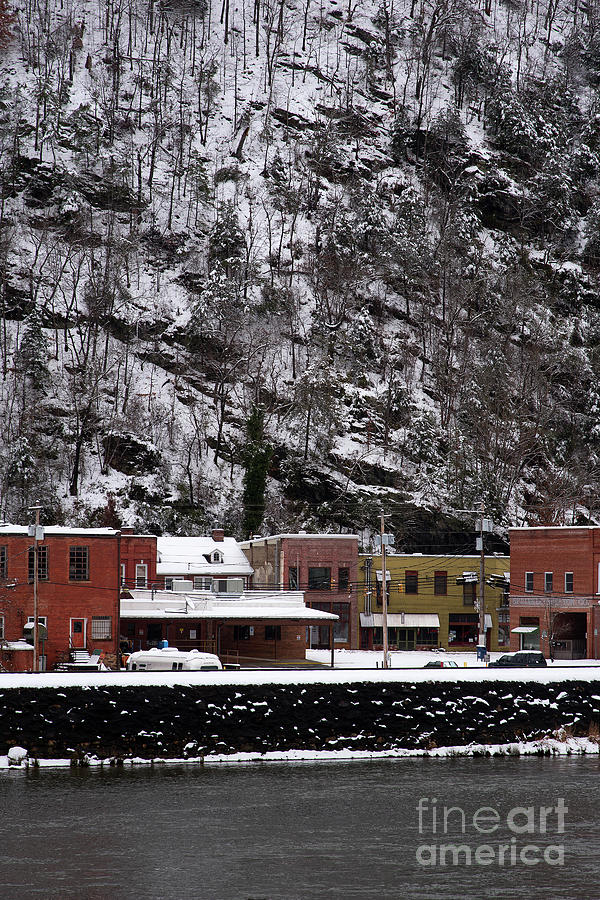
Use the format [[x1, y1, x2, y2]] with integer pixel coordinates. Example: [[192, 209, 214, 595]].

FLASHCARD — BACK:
[[423, 660, 459, 668], [488, 651, 547, 668]]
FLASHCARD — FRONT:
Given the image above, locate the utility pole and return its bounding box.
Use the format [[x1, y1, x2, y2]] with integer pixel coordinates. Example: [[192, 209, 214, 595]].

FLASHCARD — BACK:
[[381, 513, 388, 668], [478, 502, 485, 650], [28, 503, 42, 673]]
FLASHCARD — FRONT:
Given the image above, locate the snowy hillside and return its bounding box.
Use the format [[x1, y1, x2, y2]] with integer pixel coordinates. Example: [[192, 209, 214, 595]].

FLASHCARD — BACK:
[[1, 0, 599, 541]]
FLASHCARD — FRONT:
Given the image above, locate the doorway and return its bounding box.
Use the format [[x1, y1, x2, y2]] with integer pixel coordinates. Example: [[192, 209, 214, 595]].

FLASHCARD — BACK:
[[70, 618, 86, 649]]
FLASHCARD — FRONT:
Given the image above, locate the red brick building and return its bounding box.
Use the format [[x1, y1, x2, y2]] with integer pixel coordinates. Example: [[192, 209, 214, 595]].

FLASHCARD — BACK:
[[0, 526, 122, 671], [240, 534, 359, 649], [120, 529, 158, 589], [121, 589, 337, 664], [509, 526, 600, 659]]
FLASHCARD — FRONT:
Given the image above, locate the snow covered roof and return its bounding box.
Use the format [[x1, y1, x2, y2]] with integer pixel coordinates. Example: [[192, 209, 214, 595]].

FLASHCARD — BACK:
[[156, 536, 253, 577], [0, 525, 118, 536], [240, 534, 358, 544], [121, 589, 337, 621], [509, 525, 598, 531]]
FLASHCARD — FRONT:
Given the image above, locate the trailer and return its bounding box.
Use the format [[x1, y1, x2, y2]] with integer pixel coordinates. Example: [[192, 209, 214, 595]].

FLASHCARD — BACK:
[[126, 647, 223, 671]]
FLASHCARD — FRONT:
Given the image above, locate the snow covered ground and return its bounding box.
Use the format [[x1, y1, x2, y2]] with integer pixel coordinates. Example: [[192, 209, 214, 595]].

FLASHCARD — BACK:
[[306, 649, 600, 669], [1, 736, 597, 770], [0, 655, 599, 690]]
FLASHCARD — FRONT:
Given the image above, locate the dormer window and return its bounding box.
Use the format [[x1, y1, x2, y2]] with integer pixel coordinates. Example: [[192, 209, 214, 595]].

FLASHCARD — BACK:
[[212, 550, 223, 564]]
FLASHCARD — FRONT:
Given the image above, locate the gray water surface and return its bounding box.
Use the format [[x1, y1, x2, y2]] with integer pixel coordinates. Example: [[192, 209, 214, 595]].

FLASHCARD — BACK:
[[1, 756, 599, 899]]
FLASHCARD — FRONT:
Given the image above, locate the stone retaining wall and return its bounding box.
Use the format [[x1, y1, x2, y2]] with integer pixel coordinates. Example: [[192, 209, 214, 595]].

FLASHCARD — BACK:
[[1, 680, 599, 760]]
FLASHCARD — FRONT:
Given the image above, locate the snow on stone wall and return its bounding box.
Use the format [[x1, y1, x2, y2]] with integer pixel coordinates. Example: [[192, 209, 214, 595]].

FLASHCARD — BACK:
[[0, 681, 599, 761]]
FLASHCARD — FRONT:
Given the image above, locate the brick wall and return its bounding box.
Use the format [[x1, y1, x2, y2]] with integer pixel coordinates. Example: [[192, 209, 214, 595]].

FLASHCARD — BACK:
[[120, 533, 158, 588], [241, 535, 358, 649], [508, 527, 600, 658], [0, 531, 120, 670]]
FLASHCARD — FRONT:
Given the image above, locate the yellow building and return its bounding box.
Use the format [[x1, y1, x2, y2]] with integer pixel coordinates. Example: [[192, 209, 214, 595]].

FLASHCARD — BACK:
[[357, 553, 510, 652]]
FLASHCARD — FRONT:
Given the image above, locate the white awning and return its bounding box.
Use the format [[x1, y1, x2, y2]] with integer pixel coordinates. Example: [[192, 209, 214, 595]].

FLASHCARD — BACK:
[[484, 614, 493, 630], [511, 625, 539, 634], [360, 613, 440, 628]]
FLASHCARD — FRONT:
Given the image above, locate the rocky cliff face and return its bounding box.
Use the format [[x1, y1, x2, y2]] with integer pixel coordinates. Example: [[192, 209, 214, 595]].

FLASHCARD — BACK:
[[0, 0, 599, 541]]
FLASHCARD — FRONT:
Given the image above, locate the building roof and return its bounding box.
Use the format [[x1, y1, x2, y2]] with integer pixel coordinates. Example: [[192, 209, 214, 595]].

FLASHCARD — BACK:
[[240, 533, 358, 545], [0, 525, 119, 536], [509, 525, 597, 531], [121, 589, 338, 621], [156, 536, 253, 577]]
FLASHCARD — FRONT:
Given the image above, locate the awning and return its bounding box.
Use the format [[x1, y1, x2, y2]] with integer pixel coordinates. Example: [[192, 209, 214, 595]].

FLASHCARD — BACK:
[[484, 614, 493, 630], [511, 626, 539, 634], [375, 571, 391, 581], [360, 613, 440, 628]]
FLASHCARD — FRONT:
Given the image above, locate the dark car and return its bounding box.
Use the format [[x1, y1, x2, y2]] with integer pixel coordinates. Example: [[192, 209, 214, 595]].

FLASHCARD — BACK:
[[488, 651, 547, 668], [423, 660, 459, 668]]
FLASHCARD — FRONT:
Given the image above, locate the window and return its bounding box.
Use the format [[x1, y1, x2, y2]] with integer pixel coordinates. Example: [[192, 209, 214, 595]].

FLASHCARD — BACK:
[[416, 627, 438, 646], [193, 576, 212, 590], [265, 625, 281, 641], [288, 566, 298, 590], [0, 615, 4, 639], [28, 546, 48, 581], [136, 564, 148, 588], [69, 546, 89, 581], [27, 616, 47, 627], [434, 571, 447, 595], [525, 572, 534, 592], [120, 563, 126, 586], [544, 572, 553, 592], [164, 577, 174, 590], [565, 572, 574, 593], [91, 616, 112, 640], [211, 550, 223, 564], [448, 613, 479, 645], [338, 567, 349, 592], [519, 616, 540, 650], [308, 567, 331, 590], [405, 571, 418, 594], [333, 602, 349, 642], [0, 546, 7, 579], [463, 582, 476, 606], [234, 625, 251, 640]]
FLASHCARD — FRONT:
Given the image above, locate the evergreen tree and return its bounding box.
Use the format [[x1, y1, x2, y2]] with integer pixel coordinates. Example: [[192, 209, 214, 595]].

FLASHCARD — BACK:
[[242, 407, 272, 539], [17, 308, 50, 392]]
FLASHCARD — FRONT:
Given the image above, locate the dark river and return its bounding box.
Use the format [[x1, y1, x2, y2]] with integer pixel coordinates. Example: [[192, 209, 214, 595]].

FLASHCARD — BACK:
[[1, 756, 599, 899]]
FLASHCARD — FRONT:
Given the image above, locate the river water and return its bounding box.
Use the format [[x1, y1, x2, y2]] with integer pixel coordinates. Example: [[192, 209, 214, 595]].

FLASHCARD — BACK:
[[1, 756, 599, 899]]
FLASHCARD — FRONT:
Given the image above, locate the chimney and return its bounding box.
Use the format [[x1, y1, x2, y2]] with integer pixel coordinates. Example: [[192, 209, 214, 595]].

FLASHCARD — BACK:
[[121, 527, 134, 535], [212, 528, 225, 543]]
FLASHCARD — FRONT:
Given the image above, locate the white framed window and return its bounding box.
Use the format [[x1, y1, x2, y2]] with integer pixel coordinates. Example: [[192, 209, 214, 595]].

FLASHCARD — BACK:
[[211, 550, 223, 564], [135, 564, 148, 588], [27, 616, 47, 627], [0, 615, 4, 639], [120, 563, 126, 586], [544, 572, 553, 592], [164, 577, 174, 590], [525, 572, 534, 592], [193, 576, 212, 590], [91, 616, 112, 640], [565, 572, 574, 593]]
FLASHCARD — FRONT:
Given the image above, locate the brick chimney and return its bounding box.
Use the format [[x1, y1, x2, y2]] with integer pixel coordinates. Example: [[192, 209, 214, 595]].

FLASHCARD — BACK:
[[212, 528, 225, 543], [121, 527, 134, 535]]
